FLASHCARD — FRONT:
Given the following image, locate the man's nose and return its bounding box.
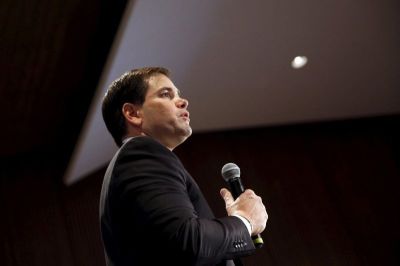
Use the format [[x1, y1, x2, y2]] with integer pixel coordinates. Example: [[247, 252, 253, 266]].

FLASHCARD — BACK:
[[176, 97, 189, 109]]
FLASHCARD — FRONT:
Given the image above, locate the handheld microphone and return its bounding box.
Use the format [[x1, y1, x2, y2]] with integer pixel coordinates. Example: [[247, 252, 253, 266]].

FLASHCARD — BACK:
[[221, 163, 264, 248]]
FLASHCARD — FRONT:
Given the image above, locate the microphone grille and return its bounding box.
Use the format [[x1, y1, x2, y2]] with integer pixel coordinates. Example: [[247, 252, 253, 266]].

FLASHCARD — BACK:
[[221, 163, 240, 181]]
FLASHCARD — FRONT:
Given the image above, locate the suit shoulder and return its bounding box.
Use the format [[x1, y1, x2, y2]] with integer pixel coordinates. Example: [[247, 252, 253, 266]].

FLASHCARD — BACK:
[[115, 136, 183, 177], [121, 136, 171, 155]]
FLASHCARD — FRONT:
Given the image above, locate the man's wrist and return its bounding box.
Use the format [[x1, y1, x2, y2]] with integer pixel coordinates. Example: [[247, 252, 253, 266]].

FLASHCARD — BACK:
[[232, 214, 252, 235]]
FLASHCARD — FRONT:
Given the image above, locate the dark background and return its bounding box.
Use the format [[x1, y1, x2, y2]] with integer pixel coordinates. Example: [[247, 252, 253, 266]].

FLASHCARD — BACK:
[[1, 0, 399, 265]]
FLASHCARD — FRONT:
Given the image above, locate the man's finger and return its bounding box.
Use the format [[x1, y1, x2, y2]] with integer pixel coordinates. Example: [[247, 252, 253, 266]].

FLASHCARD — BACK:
[[220, 188, 234, 208]]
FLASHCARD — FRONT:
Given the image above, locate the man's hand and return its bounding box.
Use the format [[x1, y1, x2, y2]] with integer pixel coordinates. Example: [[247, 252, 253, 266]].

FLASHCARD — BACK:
[[220, 188, 268, 235]]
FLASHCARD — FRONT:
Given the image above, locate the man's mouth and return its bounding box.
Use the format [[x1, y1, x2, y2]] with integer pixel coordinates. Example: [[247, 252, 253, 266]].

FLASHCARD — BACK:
[[180, 112, 190, 122]]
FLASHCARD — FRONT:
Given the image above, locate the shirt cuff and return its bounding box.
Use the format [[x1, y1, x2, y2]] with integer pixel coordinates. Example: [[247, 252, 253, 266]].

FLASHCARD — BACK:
[[232, 214, 252, 235]]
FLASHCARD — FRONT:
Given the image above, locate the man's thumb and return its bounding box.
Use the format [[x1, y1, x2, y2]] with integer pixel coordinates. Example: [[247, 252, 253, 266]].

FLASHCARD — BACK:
[[220, 188, 234, 208]]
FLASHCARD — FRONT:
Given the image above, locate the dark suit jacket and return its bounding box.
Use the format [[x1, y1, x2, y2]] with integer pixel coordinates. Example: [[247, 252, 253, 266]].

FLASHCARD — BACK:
[[100, 136, 255, 265]]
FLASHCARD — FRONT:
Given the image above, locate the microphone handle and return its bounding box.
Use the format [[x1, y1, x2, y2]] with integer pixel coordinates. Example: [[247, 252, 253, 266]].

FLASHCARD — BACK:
[[227, 179, 264, 248]]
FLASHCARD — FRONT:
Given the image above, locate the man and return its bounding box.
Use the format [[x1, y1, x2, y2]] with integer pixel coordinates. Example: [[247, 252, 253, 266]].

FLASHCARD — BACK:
[[100, 67, 268, 265]]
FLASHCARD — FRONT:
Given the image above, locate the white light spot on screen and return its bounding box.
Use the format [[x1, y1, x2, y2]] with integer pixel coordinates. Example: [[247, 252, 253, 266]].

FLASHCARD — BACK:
[[291, 56, 308, 69]]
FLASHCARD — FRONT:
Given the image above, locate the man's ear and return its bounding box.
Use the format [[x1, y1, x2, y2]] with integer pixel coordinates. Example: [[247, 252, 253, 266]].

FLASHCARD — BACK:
[[122, 103, 142, 127]]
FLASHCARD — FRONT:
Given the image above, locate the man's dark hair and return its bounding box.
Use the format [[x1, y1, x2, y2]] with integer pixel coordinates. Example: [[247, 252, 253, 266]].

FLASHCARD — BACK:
[[102, 67, 170, 147]]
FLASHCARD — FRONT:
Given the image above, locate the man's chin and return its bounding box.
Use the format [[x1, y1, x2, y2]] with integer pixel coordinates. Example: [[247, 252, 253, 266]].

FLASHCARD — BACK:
[[185, 126, 193, 137], [178, 126, 192, 141]]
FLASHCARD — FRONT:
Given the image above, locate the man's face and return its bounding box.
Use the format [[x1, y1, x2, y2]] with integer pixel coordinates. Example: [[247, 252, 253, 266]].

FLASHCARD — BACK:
[[138, 74, 192, 149]]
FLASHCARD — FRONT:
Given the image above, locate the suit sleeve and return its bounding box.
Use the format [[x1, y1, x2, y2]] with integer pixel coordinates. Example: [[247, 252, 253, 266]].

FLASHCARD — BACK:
[[113, 138, 255, 264]]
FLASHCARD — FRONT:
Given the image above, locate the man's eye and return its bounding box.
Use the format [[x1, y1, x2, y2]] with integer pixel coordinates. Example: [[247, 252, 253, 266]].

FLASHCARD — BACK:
[[160, 91, 172, 98]]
